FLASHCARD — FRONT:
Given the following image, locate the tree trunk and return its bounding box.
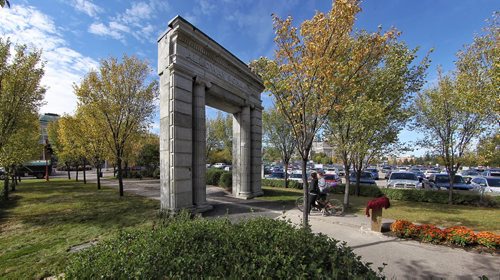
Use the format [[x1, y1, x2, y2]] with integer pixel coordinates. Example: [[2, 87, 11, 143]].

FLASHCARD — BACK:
[[82, 159, 87, 184], [343, 163, 351, 211], [66, 162, 71, 179], [76, 164, 79, 182], [124, 161, 129, 178], [10, 173, 15, 192], [3, 173, 9, 200], [301, 158, 309, 227], [284, 161, 289, 188], [96, 165, 101, 190], [117, 157, 124, 196], [355, 169, 362, 197], [448, 169, 454, 205]]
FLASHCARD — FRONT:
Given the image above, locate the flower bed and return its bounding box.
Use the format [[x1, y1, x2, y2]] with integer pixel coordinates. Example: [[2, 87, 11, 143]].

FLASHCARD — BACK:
[[390, 220, 500, 251]]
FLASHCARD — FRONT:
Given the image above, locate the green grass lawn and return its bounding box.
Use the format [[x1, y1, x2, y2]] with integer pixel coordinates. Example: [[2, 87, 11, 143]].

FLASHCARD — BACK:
[[0, 179, 159, 280], [258, 186, 500, 233]]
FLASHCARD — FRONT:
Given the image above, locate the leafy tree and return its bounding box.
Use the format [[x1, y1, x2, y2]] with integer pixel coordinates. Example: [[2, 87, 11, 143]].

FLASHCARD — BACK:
[[76, 108, 110, 188], [251, 0, 393, 225], [475, 133, 500, 167], [0, 0, 10, 8], [75, 55, 158, 196], [0, 39, 45, 200], [206, 112, 232, 162], [136, 133, 160, 176], [414, 72, 495, 203], [263, 108, 296, 187], [312, 152, 330, 164], [56, 115, 87, 181], [328, 40, 429, 200], [0, 113, 39, 198]]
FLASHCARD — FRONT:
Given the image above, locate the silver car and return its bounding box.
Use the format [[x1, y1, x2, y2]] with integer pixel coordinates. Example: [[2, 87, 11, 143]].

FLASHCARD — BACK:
[[387, 171, 422, 189]]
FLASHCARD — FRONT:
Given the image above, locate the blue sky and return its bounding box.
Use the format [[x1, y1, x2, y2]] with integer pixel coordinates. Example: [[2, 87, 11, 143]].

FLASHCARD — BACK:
[[0, 0, 498, 156]]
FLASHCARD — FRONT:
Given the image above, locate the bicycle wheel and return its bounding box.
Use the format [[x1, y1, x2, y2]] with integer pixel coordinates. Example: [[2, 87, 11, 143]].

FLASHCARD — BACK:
[[326, 198, 343, 214], [295, 197, 305, 212]]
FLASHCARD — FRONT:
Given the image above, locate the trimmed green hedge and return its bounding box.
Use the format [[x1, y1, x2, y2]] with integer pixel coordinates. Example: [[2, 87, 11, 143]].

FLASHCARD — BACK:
[[219, 172, 232, 190], [333, 184, 499, 207], [65, 215, 382, 279], [261, 178, 303, 189], [206, 168, 225, 185]]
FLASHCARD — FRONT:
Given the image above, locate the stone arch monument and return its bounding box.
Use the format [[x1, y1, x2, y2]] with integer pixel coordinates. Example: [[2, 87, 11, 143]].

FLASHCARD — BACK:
[[157, 16, 264, 213]]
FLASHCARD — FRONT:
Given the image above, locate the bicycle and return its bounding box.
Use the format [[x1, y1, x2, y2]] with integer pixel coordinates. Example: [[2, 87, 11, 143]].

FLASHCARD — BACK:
[[295, 195, 344, 216]]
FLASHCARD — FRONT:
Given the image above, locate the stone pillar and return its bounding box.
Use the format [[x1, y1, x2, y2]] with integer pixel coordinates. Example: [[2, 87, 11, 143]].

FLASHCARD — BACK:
[[160, 66, 194, 211], [192, 77, 212, 212], [250, 107, 263, 197], [232, 106, 252, 199], [232, 112, 240, 197]]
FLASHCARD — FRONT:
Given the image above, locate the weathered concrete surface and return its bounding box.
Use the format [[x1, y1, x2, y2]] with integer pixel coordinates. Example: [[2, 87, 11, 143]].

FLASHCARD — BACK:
[[158, 16, 264, 213]]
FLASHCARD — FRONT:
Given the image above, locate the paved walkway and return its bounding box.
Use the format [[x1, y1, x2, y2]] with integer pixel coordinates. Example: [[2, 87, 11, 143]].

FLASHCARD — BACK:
[[73, 172, 500, 280]]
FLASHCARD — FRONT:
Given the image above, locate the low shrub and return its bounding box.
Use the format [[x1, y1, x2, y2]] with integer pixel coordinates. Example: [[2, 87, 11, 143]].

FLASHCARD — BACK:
[[390, 220, 499, 250], [417, 224, 446, 244], [206, 168, 225, 185], [332, 184, 384, 197], [476, 232, 500, 249], [65, 215, 382, 279], [390, 220, 413, 238], [218, 172, 232, 190], [152, 168, 160, 179], [332, 186, 499, 208], [261, 178, 303, 189], [444, 226, 477, 247]]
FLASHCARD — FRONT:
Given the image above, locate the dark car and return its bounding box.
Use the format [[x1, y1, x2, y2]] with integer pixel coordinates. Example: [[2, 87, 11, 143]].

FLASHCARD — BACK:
[[349, 171, 376, 185], [409, 169, 425, 182], [424, 174, 471, 190], [268, 172, 285, 179], [482, 169, 500, 177], [365, 168, 379, 180]]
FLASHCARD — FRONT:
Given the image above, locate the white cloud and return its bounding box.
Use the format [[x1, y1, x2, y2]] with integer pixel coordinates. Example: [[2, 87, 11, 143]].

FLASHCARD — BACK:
[[89, 0, 169, 43], [89, 22, 124, 41], [72, 0, 103, 18], [0, 5, 99, 115]]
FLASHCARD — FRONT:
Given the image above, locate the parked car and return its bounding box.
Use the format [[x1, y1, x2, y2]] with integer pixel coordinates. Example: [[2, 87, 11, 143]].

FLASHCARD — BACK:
[[423, 174, 471, 190], [349, 171, 376, 185], [423, 169, 439, 179], [387, 171, 422, 189], [470, 176, 500, 193], [409, 169, 425, 182], [365, 168, 379, 180], [324, 174, 341, 187], [289, 172, 305, 184], [325, 167, 338, 175], [482, 169, 500, 177], [224, 165, 232, 171], [268, 172, 285, 179], [459, 169, 481, 183], [212, 163, 226, 169]]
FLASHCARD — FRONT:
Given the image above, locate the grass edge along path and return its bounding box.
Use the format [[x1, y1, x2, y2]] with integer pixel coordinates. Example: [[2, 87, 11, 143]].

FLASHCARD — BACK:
[[0, 179, 160, 280], [258, 186, 500, 234]]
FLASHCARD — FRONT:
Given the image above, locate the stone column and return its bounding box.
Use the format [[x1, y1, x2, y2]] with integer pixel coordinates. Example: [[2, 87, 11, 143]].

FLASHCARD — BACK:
[[238, 105, 252, 198], [250, 107, 263, 197], [192, 77, 212, 212], [160, 66, 194, 211]]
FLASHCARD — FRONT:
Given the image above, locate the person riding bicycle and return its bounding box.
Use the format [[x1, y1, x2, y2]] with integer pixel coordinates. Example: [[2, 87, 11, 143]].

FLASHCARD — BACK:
[[309, 172, 319, 214]]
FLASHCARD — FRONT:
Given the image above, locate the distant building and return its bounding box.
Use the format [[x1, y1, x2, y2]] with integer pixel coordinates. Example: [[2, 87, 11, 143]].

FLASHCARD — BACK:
[[311, 141, 334, 158], [39, 113, 60, 144]]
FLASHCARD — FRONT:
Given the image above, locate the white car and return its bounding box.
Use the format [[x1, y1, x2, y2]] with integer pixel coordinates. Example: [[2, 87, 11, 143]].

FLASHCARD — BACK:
[[212, 163, 226, 169], [423, 169, 439, 179], [387, 171, 422, 189], [470, 176, 500, 193]]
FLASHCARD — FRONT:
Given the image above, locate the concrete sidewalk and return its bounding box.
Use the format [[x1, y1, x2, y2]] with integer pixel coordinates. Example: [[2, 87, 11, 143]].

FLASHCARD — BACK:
[[81, 175, 499, 279]]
